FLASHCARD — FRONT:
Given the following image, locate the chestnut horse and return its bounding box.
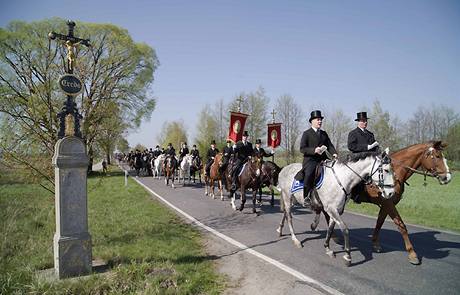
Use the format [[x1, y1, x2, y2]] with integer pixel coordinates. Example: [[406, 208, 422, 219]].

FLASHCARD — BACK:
[[312, 141, 452, 265], [203, 153, 224, 200], [163, 156, 177, 188]]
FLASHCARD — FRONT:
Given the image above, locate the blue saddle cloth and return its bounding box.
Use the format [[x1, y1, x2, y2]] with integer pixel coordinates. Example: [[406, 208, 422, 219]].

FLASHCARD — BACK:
[[290, 166, 325, 194]]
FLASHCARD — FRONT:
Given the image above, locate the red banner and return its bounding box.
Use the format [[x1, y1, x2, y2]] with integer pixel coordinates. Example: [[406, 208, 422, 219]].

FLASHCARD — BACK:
[[228, 111, 249, 143], [267, 123, 282, 148]]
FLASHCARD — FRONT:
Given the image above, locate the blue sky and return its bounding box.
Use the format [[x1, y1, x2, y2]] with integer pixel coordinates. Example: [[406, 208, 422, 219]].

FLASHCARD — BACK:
[[1, 0, 459, 148]]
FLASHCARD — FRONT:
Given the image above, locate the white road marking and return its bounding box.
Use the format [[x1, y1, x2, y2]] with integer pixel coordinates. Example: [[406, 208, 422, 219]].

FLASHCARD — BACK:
[[125, 169, 344, 295]]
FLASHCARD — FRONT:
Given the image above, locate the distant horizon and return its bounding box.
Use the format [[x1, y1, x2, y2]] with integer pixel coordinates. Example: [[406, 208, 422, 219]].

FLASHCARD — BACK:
[[1, 0, 459, 148]]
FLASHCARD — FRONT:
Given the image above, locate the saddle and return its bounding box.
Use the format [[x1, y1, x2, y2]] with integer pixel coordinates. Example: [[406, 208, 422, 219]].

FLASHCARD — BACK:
[[294, 161, 325, 182]]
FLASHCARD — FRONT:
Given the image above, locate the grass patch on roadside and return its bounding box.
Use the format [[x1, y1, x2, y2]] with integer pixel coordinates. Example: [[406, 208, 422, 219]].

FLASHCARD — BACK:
[[1, 166, 225, 294], [347, 173, 460, 232]]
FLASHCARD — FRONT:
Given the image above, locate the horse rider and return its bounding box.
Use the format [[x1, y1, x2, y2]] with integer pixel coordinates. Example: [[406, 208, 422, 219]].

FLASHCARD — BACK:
[[152, 145, 162, 159], [347, 111, 379, 153], [179, 142, 189, 165], [253, 139, 274, 159], [231, 130, 254, 191], [205, 140, 219, 177], [220, 139, 234, 174], [296, 110, 337, 206], [347, 111, 379, 203], [163, 143, 176, 167], [190, 144, 200, 159]]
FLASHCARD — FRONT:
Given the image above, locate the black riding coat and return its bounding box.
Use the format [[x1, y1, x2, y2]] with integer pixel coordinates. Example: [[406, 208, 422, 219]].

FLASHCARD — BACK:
[[234, 141, 254, 162], [179, 147, 189, 158], [299, 128, 337, 187], [253, 147, 273, 158], [190, 149, 200, 158], [223, 145, 234, 158], [166, 147, 176, 156], [347, 127, 377, 153], [206, 147, 219, 162]]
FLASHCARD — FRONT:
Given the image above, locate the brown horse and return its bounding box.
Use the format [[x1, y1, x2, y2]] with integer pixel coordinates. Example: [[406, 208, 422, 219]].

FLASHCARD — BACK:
[[258, 160, 282, 207], [230, 156, 263, 213], [312, 141, 452, 265], [203, 153, 224, 200], [163, 156, 177, 188]]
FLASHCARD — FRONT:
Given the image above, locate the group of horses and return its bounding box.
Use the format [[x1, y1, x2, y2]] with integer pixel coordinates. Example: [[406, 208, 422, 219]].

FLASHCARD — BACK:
[[127, 141, 452, 267]]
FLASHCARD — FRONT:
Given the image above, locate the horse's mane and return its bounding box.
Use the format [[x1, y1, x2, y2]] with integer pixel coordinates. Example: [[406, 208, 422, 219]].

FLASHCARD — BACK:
[[391, 140, 443, 155], [337, 151, 380, 164]]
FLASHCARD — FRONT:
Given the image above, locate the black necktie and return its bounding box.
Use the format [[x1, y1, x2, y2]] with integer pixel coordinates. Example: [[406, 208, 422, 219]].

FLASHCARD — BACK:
[[316, 129, 320, 136]]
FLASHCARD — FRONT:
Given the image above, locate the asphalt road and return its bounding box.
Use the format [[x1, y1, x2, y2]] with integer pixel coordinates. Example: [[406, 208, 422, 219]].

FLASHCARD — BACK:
[[125, 168, 460, 295]]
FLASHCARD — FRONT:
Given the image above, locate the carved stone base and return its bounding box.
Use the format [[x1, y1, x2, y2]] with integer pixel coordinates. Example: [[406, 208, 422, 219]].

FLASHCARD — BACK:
[[54, 232, 92, 279]]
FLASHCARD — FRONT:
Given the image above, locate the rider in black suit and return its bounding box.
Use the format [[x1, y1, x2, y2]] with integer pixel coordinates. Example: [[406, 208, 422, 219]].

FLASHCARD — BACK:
[[253, 139, 274, 158], [297, 110, 337, 205], [205, 140, 219, 177], [347, 111, 380, 203], [231, 131, 254, 191], [347, 112, 379, 153]]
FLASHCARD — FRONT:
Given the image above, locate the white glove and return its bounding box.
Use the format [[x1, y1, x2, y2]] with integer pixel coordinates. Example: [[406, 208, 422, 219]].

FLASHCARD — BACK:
[[233, 144, 237, 149], [271, 149, 275, 154], [319, 145, 327, 154], [368, 141, 379, 150]]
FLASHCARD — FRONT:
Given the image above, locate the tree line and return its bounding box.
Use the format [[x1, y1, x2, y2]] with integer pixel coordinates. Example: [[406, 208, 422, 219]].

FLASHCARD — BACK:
[[158, 87, 460, 167], [0, 18, 159, 192]]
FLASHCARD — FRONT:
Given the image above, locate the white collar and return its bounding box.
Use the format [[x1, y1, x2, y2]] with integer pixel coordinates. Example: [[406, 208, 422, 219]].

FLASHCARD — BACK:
[[358, 127, 366, 132], [312, 127, 320, 133]]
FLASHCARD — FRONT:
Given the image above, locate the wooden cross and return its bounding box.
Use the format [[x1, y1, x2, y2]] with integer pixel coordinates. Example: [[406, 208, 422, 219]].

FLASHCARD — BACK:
[[48, 20, 90, 74], [49, 20, 89, 139], [236, 95, 244, 112], [271, 109, 276, 123]]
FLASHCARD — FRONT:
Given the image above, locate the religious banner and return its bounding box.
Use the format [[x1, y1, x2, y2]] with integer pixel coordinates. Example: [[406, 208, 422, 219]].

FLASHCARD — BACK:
[[267, 123, 282, 148], [228, 111, 249, 143]]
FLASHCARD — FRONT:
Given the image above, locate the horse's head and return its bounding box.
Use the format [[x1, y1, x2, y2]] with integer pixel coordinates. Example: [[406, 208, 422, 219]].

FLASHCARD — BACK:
[[215, 153, 224, 168], [421, 141, 451, 185], [370, 148, 396, 199], [250, 155, 263, 177]]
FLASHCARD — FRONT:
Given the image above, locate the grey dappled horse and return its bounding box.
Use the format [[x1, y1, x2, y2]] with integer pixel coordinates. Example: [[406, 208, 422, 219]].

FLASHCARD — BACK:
[[276, 149, 395, 266]]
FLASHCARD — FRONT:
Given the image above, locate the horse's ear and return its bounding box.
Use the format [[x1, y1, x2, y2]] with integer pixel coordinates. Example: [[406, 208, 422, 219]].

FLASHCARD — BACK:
[[433, 141, 447, 150]]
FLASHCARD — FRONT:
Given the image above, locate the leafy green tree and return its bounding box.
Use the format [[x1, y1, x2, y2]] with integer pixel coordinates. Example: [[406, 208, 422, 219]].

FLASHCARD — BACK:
[[157, 120, 188, 151], [369, 100, 400, 151], [0, 18, 158, 182], [445, 122, 460, 163]]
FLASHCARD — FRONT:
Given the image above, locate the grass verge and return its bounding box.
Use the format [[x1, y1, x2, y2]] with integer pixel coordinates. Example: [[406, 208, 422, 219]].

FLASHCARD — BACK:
[[0, 167, 225, 294]]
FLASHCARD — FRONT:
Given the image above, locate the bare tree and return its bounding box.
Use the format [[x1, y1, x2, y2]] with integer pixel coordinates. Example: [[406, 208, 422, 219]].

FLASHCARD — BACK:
[[275, 94, 303, 164], [323, 109, 352, 153]]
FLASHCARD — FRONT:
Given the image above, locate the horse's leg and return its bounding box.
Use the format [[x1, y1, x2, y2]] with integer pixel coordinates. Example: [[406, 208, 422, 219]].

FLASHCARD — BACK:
[[230, 190, 237, 211], [258, 187, 262, 204], [371, 205, 388, 253], [270, 185, 275, 207], [285, 197, 302, 248], [239, 186, 246, 211], [172, 170, 175, 189], [324, 218, 336, 258], [277, 209, 286, 236], [310, 210, 321, 231], [252, 189, 257, 214], [219, 180, 224, 201], [330, 211, 351, 266], [211, 179, 216, 199], [383, 201, 420, 265]]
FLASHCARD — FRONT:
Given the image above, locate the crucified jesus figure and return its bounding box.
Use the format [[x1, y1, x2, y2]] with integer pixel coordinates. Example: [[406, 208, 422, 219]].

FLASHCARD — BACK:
[[65, 40, 81, 72]]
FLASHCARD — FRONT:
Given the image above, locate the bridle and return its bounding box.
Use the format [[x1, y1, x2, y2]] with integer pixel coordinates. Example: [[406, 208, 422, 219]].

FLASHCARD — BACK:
[[325, 153, 395, 198]]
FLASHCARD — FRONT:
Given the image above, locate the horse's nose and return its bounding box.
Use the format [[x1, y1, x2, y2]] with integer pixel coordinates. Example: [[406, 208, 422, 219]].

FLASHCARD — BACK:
[[439, 173, 452, 185]]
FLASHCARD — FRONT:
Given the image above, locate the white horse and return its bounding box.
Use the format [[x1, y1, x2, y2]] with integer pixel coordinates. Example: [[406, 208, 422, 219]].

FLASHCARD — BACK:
[[153, 154, 166, 179], [179, 154, 193, 184], [276, 149, 395, 266]]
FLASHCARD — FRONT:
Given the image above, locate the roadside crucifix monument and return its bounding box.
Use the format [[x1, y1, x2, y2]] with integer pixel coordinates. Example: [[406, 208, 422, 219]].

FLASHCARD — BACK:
[[49, 20, 92, 279]]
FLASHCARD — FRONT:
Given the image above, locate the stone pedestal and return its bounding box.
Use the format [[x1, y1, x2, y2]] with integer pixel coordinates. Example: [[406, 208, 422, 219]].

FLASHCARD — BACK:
[[52, 136, 92, 279]]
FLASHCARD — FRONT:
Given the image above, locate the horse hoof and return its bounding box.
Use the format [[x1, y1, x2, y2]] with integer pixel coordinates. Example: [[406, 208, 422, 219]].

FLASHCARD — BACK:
[[343, 256, 351, 267], [294, 240, 303, 248], [276, 228, 282, 236], [221, 197, 224, 201], [238, 206, 244, 212], [252, 208, 257, 214], [373, 244, 383, 253], [326, 250, 335, 258], [408, 255, 421, 265], [310, 223, 317, 231]]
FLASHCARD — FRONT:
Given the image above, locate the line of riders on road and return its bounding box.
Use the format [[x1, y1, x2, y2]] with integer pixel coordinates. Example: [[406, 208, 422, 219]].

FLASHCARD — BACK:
[[123, 110, 385, 206]]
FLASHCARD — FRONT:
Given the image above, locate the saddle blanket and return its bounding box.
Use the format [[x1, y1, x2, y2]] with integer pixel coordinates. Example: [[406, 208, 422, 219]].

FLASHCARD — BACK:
[[290, 166, 325, 194], [238, 163, 247, 177]]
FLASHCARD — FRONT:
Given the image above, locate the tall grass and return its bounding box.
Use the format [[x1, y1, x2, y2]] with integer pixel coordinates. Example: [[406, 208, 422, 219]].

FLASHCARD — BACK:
[[0, 168, 225, 294]]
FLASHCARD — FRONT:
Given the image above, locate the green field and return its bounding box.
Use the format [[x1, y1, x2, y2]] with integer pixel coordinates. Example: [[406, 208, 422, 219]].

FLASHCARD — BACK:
[[0, 168, 225, 294], [346, 173, 460, 233]]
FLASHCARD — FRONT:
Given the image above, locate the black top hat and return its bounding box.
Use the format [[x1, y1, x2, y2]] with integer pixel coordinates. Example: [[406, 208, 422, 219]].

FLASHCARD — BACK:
[[242, 130, 249, 137], [168, 143, 172, 146], [226, 139, 232, 143], [309, 110, 324, 122], [193, 144, 196, 147], [255, 139, 262, 144], [355, 112, 369, 121], [210, 140, 216, 145], [183, 142, 187, 145]]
